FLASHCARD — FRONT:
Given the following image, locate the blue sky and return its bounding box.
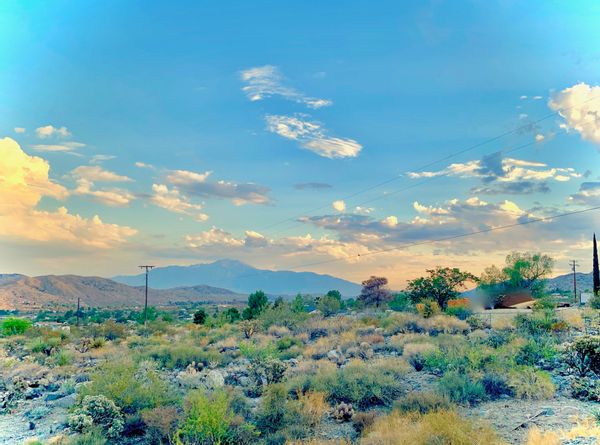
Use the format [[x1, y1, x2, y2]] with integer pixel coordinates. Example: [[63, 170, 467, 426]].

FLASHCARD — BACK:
[[1, 0, 599, 286]]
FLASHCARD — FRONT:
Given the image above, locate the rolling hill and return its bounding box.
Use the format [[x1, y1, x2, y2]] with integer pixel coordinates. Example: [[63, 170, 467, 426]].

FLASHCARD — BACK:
[[0, 275, 245, 311], [112, 259, 362, 296]]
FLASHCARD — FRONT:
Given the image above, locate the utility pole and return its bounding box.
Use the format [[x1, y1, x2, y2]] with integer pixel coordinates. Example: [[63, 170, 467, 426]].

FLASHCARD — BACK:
[[76, 297, 81, 326], [139, 265, 155, 327], [570, 260, 579, 304]]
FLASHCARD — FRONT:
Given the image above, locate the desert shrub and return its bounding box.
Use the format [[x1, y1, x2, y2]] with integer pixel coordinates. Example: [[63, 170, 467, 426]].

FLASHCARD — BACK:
[[147, 344, 222, 369], [276, 336, 302, 351], [481, 372, 513, 399], [381, 312, 425, 334], [297, 390, 328, 427], [173, 390, 234, 445], [465, 314, 488, 330], [239, 341, 278, 361], [394, 391, 452, 414], [52, 350, 74, 367], [29, 336, 62, 355], [1, 317, 32, 336], [436, 371, 486, 406], [69, 395, 124, 438], [515, 337, 557, 366], [360, 409, 505, 445], [67, 428, 108, 445], [247, 357, 288, 395], [92, 320, 127, 341], [239, 320, 260, 339], [425, 315, 470, 335], [564, 335, 600, 376], [444, 306, 473, 320], [515, 310, 557, 337], [570, 379, 600, 402], [306, 360, 403, 409], [255, 384, 297, 435], [590, 295, 600, 309], [416, 300, 441, 318], [486, 330, 514, 348], [81, 358, 175, 414], [508, 367, 554, 400], [403, 342, 438, 371], [141, 406, 180, 444], [352, 411, 378, 433]]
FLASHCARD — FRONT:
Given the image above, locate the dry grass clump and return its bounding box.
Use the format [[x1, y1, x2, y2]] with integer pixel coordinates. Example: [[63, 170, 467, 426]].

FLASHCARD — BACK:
[[425, 315, 470, 335], [268, 325, 292, 338], [297, 390, 329, 427], [402, 342, 439, 370], [525, 420, 600, 445], [508, 368, 554, 400], [361, 410, 507, 445], [558, 309, 584, 329], [382, 312, 425, 335]]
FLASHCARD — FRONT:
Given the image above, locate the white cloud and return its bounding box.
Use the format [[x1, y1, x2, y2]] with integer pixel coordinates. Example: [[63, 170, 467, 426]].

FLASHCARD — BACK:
[[240, 65, 332, 109], [266, 114, 362, 159], [32, 142, 86, 152], [167, 169, 212, 185], [14, 127, 25, 134], [151, 183, 208, 221], [135, 161, 155, 169], [332, 200, 346, 212], [74, 179, 135, 207], [535, 134, 545, 142], [549, 82, 600, 146], [71, 165, 132, 182], [35, 125, 71, 139], [0, 137, 136, 248]]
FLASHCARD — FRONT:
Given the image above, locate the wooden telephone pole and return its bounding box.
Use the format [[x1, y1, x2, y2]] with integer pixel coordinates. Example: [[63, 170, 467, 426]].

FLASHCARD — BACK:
[[76, 297, 81, 326], [139, 265, 155, 327], [570, 260, 579, 304]]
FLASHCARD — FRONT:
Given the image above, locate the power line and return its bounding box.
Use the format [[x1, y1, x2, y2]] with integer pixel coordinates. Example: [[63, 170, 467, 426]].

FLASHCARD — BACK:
[[227, 204, 600, 281], [257, 94, 598, 238]]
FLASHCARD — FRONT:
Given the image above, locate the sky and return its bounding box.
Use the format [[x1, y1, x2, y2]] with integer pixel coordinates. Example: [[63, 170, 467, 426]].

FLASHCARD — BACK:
[[1, 0, 600, 288]]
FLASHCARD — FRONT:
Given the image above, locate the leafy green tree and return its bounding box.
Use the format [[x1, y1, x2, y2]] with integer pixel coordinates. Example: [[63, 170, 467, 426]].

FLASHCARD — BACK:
[[242, 290, 269, 320], [325, 290, 342, 301], [388, 292, 412, 312], [291, 294, 306, 313], [358, 276, 392, 307], [193, 308, 208, 325], [407, 267, 477, 309], [317, 295, 341, 317], [223, 307, 241, 323]]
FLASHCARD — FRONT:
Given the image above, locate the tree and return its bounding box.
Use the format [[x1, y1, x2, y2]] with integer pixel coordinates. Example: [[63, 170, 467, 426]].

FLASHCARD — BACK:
[[502, 252, 553, 295], [317, 294, 341, 317], [594, 233, 600, 296], [193, 308, 207, 325], [291, 294, 306, 313], [325, 290, 342, 301], [407, 267, 477, 309], [242, 290, 269, 320], [223, 307, 241, 323], [358, 276, 392, 307]]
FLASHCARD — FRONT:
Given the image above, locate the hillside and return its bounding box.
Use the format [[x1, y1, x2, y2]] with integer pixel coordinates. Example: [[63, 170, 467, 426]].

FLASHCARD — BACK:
[[0, 275, 245, 311], [546, 271, 593, 293], [112, 259, 361, 296]]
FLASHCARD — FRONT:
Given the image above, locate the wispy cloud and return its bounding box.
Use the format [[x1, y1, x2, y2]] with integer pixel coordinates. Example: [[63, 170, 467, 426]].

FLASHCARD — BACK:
[[240, 65, 331, 109], [90, 154, 116, 164], [71, 165, 132, 183], [266, 114, 362, 159], [294, 182, 333, 190], [32, 142, 86, 152], [167, 169, 271, 206], [14, 127, 26, 134]]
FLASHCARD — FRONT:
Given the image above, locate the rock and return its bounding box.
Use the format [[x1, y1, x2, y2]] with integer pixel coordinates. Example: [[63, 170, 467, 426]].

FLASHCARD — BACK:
[[327, 350, 340, 361], [53, 393, 76, 409], [46, 392, 67, 401], [24, 388, 42, 400], [29, 421, 35, 430], [204, 369, 225, 389]]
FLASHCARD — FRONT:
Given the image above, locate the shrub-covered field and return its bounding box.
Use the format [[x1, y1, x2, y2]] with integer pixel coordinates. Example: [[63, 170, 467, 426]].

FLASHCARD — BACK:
[[1, 252, 600, 445]]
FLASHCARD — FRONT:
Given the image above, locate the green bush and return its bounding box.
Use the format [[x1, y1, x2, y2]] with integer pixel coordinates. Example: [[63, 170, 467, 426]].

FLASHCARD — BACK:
[[394, 391, 452, 414], [388, 293, 412, 312], [436, 371, 486, 406], [173, 390, 234, 445], [1, 317, 32, 336], [570, 379, 600, 402], [147, 344, 222, 369], [303, 361, 403, 409], [317, 295, 341, 317], [515, 337, 557, 366], [481, 372, 513, 399], [193, 308, 208, 325], [81, 358, 175, 414], [514, 310, 557, 337], [69, 395, 124, 438]]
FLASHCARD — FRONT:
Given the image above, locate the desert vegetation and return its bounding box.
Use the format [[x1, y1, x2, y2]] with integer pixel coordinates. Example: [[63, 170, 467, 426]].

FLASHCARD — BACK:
[[1, 252, 599, 445]]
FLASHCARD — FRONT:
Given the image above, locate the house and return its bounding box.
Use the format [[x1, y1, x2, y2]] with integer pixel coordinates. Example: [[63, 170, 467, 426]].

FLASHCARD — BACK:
[[496, 291, 535, 309]]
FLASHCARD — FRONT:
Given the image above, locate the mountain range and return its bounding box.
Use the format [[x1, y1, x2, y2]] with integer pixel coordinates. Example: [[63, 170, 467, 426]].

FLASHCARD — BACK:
[[112, 259, 362, 296], [0, 274, 245, 311]]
